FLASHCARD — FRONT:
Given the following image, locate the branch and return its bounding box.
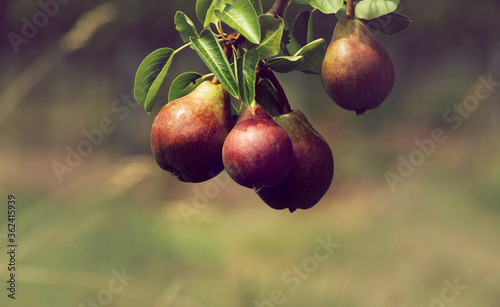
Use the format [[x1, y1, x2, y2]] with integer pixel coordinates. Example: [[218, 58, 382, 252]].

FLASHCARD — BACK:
[[266, 0, 289, 18]]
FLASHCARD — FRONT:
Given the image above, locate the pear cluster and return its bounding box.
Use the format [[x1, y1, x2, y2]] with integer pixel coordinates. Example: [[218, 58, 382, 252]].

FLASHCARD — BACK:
[[151, 81, 334, 212]]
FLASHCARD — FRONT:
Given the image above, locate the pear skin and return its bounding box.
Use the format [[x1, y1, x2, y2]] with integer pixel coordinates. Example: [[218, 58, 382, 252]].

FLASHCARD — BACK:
[[257, 110, 334, 212], [222, 105, 294, 190], [151, 81, 234, 183], [321, 17, 395, 115]]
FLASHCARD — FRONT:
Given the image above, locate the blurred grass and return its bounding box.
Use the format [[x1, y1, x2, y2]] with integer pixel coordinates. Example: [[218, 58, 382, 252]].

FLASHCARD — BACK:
[[1, 130, 499, 306]]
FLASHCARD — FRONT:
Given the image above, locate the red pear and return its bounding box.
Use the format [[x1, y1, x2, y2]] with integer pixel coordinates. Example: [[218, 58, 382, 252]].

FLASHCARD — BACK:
[[151, 81, 234, 183], [222, 105, 294, 190]]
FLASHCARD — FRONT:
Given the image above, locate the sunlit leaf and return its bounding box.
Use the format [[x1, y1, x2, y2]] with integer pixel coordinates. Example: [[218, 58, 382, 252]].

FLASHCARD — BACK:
[[293, 38, 325, 71], [215, 0, 261, 44], [237, 49, 260, 106], [168, 72, 204, 102], [355, 0, 399, 20], [134, 48, 175, 112], [250, 14, 284, 60], [175, 11, 199, 43], [190, 29, 239, 98], [305, 0, 343, 14], [249, 0, 263, 15]]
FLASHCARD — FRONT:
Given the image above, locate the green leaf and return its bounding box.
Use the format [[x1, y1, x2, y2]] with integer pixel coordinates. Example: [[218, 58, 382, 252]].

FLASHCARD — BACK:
[[175, 11, 199, 43], [292, 11, 314, 47], [190, 29, 239, 98], [284, 27, 302, 56], [168, 72, 204, 102], [215, 0, 261, 44], [267, 55, 305, 73], [305, 0, 343, 14], [293, 38, 325, 71], [197, 0, 224, 27], [237, 49, 260, 106], [255, 78, 281, 117], [335, 4, 346, 20], [196, 0, 211, 25], [134, 48, 174, 112], [361, 12, 412, 35], [355, 0, 399, 20], [250, 14, 284, 60], [250, 0, 263, 15]]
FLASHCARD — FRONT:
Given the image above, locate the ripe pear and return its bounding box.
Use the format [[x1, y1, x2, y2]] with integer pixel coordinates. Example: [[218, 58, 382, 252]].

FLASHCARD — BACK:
[[222, 105, 294, 191], [257, 110, 334, 212], [321, 17, 395, 115], [150, 81, 234, 183]]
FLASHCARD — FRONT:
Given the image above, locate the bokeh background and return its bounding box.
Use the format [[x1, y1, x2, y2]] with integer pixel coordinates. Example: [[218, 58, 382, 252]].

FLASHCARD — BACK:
[[1, 0, 499, 306]]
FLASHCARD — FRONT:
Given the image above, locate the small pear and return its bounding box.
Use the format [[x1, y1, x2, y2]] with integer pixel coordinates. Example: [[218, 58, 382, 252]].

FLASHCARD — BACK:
[[222, 104, 294, 190], [150, 81, 234, 183], [257, 110, 334, 212], [321, 17, 395, 115]]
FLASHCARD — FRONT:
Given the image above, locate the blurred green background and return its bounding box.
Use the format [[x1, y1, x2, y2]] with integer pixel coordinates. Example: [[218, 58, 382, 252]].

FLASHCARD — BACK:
[[1, 0, 500, 306]]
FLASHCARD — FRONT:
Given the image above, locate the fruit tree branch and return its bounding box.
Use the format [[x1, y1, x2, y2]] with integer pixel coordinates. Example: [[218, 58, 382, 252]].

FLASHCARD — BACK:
[[266, 0, 288, 18]]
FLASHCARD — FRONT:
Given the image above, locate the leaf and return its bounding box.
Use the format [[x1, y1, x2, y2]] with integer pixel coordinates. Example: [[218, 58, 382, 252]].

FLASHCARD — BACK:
[[197, 0, 224, 27], [250, 14, 284, 60], [284, 27, 302, 56], [335, 4, 346, 20], [134, 48, 174, 112], [215, 0, 261, 44], [255, 78, 281, 117], [293, 38, 325, 71], [237, 49, 260, 106], [175, 11, 199, 43], [305, 0, 343, 14], [168, 72, 204, 102], [249, 0, 263, 15], [355, 0, 399, 20], [196, 0, 211, 25], [361, 12, 412, 36], [292, 11, 313, 46], [267, 55, 305, 73], [190, 29, 239, 98]]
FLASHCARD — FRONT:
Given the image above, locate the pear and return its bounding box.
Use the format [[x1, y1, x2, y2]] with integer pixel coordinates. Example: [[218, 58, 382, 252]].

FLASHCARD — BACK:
[[150, 81, 234, 183], [222, 104, 294, 190], [321, 17, 395, 115], [257, 110, 334, 212]]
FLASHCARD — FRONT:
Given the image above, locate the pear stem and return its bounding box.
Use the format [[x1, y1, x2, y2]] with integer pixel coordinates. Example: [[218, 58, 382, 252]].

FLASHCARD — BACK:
[[346, 0, 354, 19], [266, 0, 288, 17]]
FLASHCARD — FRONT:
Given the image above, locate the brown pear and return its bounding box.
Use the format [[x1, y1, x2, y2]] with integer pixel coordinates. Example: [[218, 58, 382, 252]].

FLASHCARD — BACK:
[[257, 110, 334, 212], [150, 81, 234, 183], [321, 17, 395, 115], [222, 105, 294, 191]]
